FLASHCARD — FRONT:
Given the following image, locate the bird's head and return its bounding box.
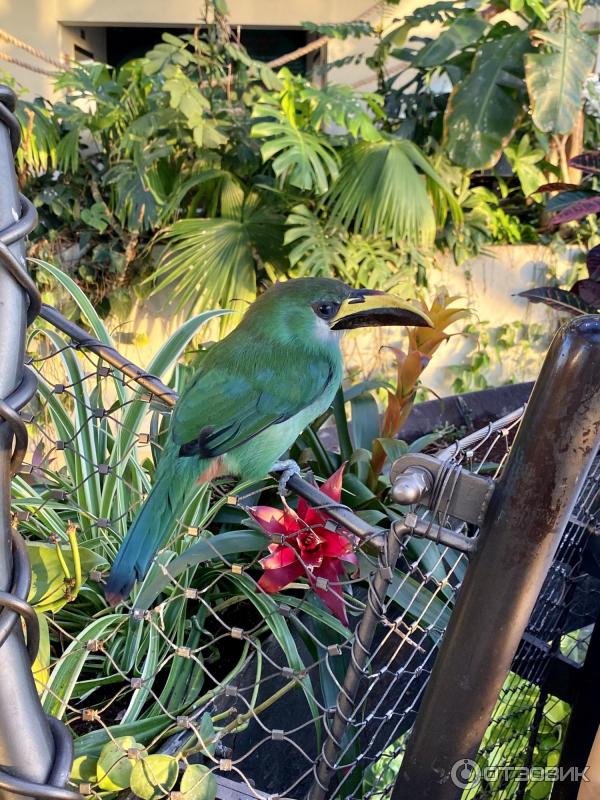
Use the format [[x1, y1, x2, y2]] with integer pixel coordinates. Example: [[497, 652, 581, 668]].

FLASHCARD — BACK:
[[244, 278, 432, 344]]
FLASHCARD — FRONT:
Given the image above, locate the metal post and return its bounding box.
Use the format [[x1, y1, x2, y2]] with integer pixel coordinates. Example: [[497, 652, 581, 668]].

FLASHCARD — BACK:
[[0, 87, 78, 800], [391, 315, 600, 800], [308, 521, 407, 800]]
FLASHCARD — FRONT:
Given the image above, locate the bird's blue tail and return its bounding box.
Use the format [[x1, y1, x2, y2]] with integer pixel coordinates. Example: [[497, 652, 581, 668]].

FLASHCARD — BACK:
[[104, 474, 174, 606]]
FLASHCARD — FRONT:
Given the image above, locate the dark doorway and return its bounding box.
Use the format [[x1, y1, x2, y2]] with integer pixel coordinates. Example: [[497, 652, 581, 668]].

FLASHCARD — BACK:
[[105, 25, 310, 73]]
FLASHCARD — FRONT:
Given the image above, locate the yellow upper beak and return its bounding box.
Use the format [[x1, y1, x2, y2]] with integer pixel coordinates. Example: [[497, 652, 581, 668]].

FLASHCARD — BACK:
[[330, 290, 433, 330]]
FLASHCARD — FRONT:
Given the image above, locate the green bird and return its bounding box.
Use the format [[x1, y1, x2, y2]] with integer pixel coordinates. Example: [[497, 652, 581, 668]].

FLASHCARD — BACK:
[[105, 278, 431, 605]]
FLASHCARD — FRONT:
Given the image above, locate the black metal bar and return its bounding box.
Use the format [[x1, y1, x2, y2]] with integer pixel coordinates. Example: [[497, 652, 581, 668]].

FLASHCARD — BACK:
[[392, 315, 600, 800], [38, 304, 178, 407]]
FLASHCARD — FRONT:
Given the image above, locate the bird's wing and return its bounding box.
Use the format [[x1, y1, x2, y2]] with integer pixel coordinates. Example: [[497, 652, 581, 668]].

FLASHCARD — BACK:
[[171, 354, 336, 459]]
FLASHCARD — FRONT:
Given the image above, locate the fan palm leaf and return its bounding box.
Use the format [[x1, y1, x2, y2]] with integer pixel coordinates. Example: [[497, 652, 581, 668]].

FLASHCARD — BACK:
[[151, 197, 286, 317], [326, 139, 461, 246]]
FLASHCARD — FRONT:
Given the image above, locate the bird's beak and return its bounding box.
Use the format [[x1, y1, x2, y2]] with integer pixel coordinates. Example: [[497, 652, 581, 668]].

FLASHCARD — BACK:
[[330, 289, 433, 330]]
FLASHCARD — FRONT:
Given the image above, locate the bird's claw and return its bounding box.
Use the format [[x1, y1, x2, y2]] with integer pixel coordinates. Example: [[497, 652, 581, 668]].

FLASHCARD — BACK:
[[271, 459, 302, 497]]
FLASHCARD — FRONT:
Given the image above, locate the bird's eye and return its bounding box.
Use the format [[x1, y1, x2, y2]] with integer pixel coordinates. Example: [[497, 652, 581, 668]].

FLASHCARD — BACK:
[[313, 301, 340, 319]]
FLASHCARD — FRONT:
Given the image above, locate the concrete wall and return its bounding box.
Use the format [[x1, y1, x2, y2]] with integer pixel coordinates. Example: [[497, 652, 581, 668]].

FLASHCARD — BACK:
[[107, 245, 582, 398]]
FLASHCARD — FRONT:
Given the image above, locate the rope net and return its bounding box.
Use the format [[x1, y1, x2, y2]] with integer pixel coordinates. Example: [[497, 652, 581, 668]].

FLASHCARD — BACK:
[[16, 317, 599, 800]]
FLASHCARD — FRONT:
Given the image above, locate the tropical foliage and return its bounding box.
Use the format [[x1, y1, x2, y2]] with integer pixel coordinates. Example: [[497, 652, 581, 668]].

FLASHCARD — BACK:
[[12, 2, 462, 322]]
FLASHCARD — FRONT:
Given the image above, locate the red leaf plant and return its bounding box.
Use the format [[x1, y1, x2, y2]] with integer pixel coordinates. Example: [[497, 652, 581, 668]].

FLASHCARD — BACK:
[[248, 465, 358, 625]]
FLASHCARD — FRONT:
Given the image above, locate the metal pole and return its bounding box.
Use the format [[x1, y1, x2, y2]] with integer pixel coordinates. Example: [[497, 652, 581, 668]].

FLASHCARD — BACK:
[[308, 521, 407, 800], [0, 87, 78, 800], [391, 315, 600, 800]]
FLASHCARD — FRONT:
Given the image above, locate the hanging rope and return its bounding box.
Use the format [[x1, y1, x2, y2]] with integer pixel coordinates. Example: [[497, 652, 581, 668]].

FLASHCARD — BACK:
[[0, 29, 64, 69], [0, 0, 385, 77], [267, 0, 384, 68], [0, 52, 56, 77]]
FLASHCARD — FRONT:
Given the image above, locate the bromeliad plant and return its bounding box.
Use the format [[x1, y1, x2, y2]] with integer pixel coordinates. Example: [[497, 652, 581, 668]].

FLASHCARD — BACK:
[[249, 466, 358, 625]]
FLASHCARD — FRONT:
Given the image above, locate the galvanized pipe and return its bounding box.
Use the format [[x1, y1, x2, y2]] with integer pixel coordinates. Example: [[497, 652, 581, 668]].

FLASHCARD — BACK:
[[392, 315, 600, 800], [0, 86, 79, 800]]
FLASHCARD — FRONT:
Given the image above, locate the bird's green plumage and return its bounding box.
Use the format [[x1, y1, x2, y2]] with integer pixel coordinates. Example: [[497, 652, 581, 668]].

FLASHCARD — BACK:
[[105, 278, 350, 604]]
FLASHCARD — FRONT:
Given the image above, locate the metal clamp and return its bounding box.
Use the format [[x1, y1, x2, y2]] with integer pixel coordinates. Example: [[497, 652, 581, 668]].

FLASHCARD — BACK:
[[390, 453, 496, 526]]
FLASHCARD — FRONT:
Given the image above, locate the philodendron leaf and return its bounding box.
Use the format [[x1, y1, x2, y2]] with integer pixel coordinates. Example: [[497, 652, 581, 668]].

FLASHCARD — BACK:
[[525, 9, 596, 135], [130, 754, 179, 800], [517, 287, 598, 315], [445, 29, 530, 169], [180, 765, 217, 800], [97, 737, 146, 792]]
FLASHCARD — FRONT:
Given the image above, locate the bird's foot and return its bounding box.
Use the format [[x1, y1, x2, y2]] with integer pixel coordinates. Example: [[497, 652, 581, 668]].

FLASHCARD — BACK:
[[271, 459, 302, 497]]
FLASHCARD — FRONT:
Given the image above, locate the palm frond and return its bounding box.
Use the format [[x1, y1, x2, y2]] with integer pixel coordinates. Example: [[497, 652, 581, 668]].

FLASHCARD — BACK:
[[152, 200, 286, 315], [284, 204, 347, 277], [251, 107, 340, 195], [326, 139, 459, 246]]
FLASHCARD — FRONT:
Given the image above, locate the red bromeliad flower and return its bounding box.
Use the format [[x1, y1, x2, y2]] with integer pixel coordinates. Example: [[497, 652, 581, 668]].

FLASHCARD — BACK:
[[248, 465, 358, 625]]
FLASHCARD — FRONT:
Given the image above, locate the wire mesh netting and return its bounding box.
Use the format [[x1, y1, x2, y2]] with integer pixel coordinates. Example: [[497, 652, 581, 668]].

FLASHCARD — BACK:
[[16, 319, 600, 800], [461, 452, 600, 800]]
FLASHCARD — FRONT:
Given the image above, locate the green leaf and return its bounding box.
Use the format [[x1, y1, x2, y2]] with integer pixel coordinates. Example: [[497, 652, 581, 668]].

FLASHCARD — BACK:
[[75, 716, 173, 759], [327, 139, 459, 245], [43, 615, 123, 718], [413, 13, 487, 68], [350, 393, 380, 452], [32, 612, 50, 693], [80, 202, 110, 232], [134, 531, 267, 609], [284, 205, 347, 277], [525, 9, 596, 135], [153, 199, 285, 315], [130, 755, 179, 800], [28, 542, 103, 613], [71, 756, 97, 784], [33, 260, 117, 349], [180, 765, 217, 800], [445, 29, 530, 169], [97, 737, 145, 791], [505, 135, 547, 198], [252, 107, 339, 194]]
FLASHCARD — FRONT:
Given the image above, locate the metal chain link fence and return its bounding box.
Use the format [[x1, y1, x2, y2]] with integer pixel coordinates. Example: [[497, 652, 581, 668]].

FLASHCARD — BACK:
[[13, 310, 598, 800]]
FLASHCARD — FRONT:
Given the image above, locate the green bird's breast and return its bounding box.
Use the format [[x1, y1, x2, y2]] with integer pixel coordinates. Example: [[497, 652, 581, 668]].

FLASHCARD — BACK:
[[223, 377, 340, 481]]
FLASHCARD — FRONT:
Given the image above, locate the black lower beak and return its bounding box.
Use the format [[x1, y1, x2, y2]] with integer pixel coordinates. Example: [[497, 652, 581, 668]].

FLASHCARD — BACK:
[[330, 290, 433, 330]]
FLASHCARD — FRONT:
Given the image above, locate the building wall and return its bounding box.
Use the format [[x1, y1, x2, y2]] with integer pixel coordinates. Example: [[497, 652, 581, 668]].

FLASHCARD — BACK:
[[0, 0, 396, 97]]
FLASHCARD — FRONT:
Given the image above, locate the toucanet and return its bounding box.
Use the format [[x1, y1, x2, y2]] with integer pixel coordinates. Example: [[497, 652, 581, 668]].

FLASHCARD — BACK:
[[105, 278, 431, 605]]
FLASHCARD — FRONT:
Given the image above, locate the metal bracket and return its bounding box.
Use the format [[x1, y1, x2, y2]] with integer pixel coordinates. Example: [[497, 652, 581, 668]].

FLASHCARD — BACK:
[[390, 453, 496, 527]]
